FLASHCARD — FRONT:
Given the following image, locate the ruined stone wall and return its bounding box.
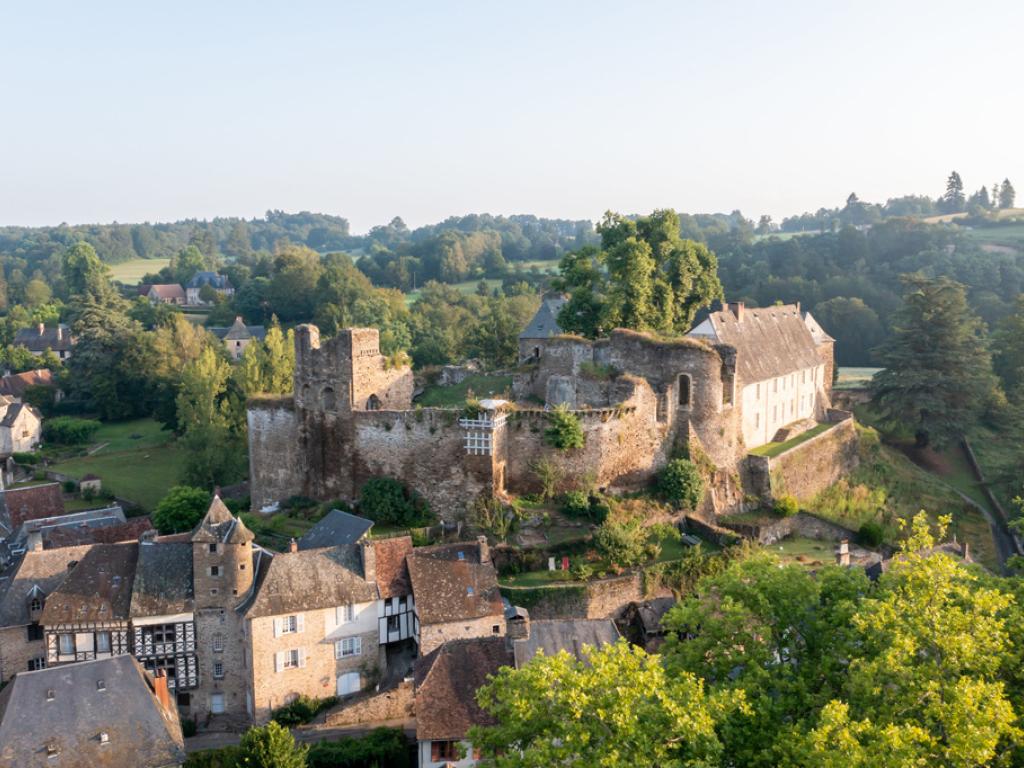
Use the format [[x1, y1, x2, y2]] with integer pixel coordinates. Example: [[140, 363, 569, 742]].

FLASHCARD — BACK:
[[323, 680, 414, 726], [502, 570, 669, 621], [247, 400, 301, 511], [503, 387, 671, 496], [352, 410, 491, 518], [767, 417, 859, 503], [719, 511, 858, 545], [418, 615, 505, 656]]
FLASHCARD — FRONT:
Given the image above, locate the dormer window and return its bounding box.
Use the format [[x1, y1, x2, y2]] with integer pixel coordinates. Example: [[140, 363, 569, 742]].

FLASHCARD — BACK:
[[29, 597, 42, 612], [457, 551, 466, 561], [46, 742, 59, 758], [46, 688, 55, 701], [98, 732, 109, 744], [96, 680, 106, 691], [467, 587, 474, 596]]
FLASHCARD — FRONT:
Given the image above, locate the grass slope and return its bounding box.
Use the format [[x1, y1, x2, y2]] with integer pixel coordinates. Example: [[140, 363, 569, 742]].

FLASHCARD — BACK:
[[749, 423, 831, 458], [416, 374, 513, 407], [51, 418, 183, 512]]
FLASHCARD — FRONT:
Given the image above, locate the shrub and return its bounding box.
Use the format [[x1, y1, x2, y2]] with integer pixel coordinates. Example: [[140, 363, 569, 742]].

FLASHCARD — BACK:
[[62, 480, 76, 493], [282, 495, 317, 511], [153, 486, 211, 534], [307, 727, 412, 768], [544, 405, 585, 450], [358, 477, 432, 527], [773, 494, 800, 517], [237, 721, 308, 768], [271, 694, 338, 726], [530, 457, 563, 501], [42, 416, 102, 445], [560, 490, 591, 519], [656, 459, 705, 509], [184, 746, 242, 768], [181, 718, 197, 738], [595, 517, 650, 568], [12, 451, 39, 465], [471, 496, 519, 543], [856, 520, 885, 547]]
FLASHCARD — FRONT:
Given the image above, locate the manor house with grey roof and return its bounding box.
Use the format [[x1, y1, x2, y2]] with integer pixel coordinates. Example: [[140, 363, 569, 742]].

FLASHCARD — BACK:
[[248, 300, 852, 518]]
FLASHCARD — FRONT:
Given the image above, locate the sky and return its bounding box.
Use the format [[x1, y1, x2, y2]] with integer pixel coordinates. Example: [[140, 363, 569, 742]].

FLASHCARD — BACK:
[[1, 0, 1021, 232]]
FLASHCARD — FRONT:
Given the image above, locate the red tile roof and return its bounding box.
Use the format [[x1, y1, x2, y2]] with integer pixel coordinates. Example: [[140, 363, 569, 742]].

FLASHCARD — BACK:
[[0, 369, 56, 398], [373, 535, 413, 599], [3, 483, 64, 529]]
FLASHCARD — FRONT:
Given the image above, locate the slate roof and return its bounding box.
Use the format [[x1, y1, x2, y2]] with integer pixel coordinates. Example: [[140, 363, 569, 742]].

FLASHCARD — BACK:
[[14, 505, 125, 544], [187, 271, 233, 290], [0, 655, 186, 768], [414, 637, 513, 741], [298, 509, 374, 550], [245, 545, 377, 618], [13, 324, 74, 353], [147, 284, 186, 302], [0, 400, 40, 430], [0, 545, 92, 628], [42, 516, 154, 550], [209, 317, 266, 342], [129, 541, 194, 618], [688, 303, 823, 384], [512, 619, 620, 668], [406, 541, 503, 625], [190, 496, 254, 545], [39, 543, 138, 625], [519, 293, 567, 340], [0, 368, 56, 398], [627, 597, 675, 635], [373, 535, 413, 599], [0, 483, 65, 537]]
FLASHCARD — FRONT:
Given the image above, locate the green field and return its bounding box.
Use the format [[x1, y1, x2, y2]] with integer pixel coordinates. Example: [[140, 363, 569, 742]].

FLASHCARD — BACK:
[[770, 536, 835, 566], [749, 423, 831, 458], [108, 257, 171, 284], [416, 374, 513, 407], [835, 367, 881, 391], [962, 224, 1024, 248], [405, 278, 504, 305], [51, 418, 184, 511]]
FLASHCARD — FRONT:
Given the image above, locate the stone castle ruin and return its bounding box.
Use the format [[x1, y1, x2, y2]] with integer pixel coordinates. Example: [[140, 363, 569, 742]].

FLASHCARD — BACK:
[[248, 302, 858, 519]]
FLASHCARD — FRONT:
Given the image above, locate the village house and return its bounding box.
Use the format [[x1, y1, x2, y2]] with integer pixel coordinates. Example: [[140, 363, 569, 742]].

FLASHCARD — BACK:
[[147, 284, 187, 305], [297, 508, 374, 550], [6, 505, 131, 555], [406, 537, 505, 655], [0, 655, 186, 767], [186, 271, 234, 305], [209, 316, 266, 361], [517, 291, 567, 362], [0, 483, 67, 565], [0, 396, 42, 457], [13, 323, 74, 361], [0, 368, 61, 402], [0, 544, 92, 683]]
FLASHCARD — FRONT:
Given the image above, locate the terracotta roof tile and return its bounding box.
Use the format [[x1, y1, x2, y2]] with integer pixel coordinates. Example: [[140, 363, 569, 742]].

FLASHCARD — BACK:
[[406, 541, 503, 625], [373, 536, 413, 599]]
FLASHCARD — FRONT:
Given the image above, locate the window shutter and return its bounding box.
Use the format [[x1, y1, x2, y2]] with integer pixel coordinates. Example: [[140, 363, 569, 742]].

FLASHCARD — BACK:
[[274, 651, 284, 672], [298, 648, 306, 668], [273, 618, 281, 638], [296, 614, 304, 634]]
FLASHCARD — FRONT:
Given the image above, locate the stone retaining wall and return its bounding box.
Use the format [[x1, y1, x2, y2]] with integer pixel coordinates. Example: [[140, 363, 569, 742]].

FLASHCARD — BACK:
[[719, 511, 858, 546], [322, 680, 414, 727]]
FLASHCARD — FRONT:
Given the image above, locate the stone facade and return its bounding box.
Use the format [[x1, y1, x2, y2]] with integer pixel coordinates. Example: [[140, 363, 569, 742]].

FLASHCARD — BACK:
[[246, 606, 380, 723], [418, 615, 505, 657], [0, 625, 45, 682]]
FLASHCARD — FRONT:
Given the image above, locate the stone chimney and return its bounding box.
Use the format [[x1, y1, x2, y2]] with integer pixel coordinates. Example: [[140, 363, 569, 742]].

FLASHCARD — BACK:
[[836, 539, 850, 567], [505, 607, 530, 642], [727, 301, 745, 322], [26, 530, 43, 552], [288, 538, 298, 553], [152, 669, 171, 713], [139, 529, 158, 545], [361, 539, 377, 584], [477, 535, 490, 565]]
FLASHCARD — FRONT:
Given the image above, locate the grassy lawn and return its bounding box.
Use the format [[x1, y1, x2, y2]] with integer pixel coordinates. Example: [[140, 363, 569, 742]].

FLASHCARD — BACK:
[[405, 278, 504, 306], [109, 257, 171, 284], [50, 418, 183, 512], [771, 536, 835, 567], [416, 374, 513, 407], [749, 423, 831, 458], [241, 511, 320, 551]]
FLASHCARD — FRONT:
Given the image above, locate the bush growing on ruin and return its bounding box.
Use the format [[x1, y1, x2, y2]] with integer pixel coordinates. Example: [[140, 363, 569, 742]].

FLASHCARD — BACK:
[[773, 494, 800, 517], [656, 459, 705, 509], [561, 490, 611, 524], [529, 457, 563, 500], [595, 517, 655, 567], [153, 486, 211, 534], [358, 477, 432, 527], [544, 405, 585, 450], [472, 495, 519, 543], [857, 520, 885, 547]]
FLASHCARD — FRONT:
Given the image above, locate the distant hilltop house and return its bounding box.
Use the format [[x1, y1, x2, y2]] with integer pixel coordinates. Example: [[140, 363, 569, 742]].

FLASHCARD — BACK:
[[208, 316, 266, 361], [248, 301, 856, 519], [13, 323, 74, 361], [0, 396, 41, 458], [145, 283, 187, 305], [186, 271, 234, 306]]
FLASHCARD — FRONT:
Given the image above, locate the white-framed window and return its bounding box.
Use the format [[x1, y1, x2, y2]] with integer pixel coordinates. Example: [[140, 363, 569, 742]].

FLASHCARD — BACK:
[[210, 693, 225, 714], [213, 662, 224, 679], [58, 633, 74, 655], [213, 634, 224, 653], [274, 614, 304, 636], [335, 637, 362, 659], [96, 631, 112, 654], [209, 565, 221, 577], [336, 604, 354, 625], [28, 657, 46, 671], [276, 649, 304, 671]]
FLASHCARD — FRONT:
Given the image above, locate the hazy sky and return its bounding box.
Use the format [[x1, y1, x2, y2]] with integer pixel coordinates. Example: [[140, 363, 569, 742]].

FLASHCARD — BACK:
[[2, 1, 1021, 232]]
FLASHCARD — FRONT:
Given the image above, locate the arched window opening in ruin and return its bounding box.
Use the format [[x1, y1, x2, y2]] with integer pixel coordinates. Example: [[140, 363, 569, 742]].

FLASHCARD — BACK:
[[533, 347, 540, 359], [678, 374, 691, 407], [321, 387, 336, 411], [367, 394, 381, 411]]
